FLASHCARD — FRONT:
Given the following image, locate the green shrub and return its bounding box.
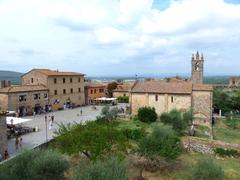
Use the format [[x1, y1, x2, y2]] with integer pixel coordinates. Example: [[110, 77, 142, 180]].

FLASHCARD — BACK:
[[29, 150, 69, 180], [0, 150, 38, 180], [189, 157, 224, 180], [0, 150, 69, 180], [53, 121, 129, 160], [214, 148, 240, 158], [137, 107, 158, 123], [117, 96, 129, 103], [138, 126, 182, 160], [122, 128, 146, 141], [160, 109, 190, 135], [97, 106, 119, 122], [73, 156, 128, 180]]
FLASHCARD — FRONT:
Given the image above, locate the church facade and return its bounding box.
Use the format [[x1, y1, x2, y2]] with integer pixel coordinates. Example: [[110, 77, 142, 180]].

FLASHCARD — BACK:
[[130, 52, 213, 126]]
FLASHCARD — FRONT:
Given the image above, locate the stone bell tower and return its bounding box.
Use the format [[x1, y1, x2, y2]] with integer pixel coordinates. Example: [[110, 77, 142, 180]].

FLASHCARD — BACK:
[[191, 51, 204, 84]]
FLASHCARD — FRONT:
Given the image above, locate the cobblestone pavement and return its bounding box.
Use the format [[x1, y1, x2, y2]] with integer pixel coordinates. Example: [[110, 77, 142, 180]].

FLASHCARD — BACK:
[[7, 105, 103, 157]]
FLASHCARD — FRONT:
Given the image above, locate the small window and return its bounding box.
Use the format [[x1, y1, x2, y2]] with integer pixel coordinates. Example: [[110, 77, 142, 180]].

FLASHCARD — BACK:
[[91, 89, 93, 94], [44, 93, 48, 99], [171, 96, 174, 103], [78, 88, 81, 92], [63, 78, 65, 83], [70, 78, 73, 83], [54, 78, 57, 84], [33, 93, 40, 100], [94, 89, 97, 93], [78, 78, 81, 83], [155, 95, 158, 101], [31, 78, 34, 83], [19, 95, 27, 102], [54, 90, 57, 95], [63, 89, 66, 94], [70, 88, 73, 94]]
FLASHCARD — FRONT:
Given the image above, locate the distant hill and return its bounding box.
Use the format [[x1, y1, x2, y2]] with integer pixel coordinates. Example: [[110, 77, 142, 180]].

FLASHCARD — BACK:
[[0, 70, 23, 85], [204, 76, 230, 85]]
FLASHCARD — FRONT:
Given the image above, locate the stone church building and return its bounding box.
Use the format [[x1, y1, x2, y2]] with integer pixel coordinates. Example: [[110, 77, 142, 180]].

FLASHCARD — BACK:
[[130, 52, 213, 126]]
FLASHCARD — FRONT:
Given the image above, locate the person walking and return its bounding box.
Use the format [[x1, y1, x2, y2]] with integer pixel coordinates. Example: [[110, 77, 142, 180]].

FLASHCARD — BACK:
[[19, 137, 23, 148], [51, 115, 54, 123], [4, 150, 9, 160], [15, 136, 19, 150], [80, 108, 83, 116]]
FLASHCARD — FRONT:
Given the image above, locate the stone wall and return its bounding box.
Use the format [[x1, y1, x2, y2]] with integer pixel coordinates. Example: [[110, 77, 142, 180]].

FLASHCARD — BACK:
[[22, 70, 48, 86], [131, 93, 191, 115], [0, 94, 8, 112], [0, 113, 7, 158], [7, 90, 49, 112], [113, 91, 130, 98], [192, 91, 212, 126]]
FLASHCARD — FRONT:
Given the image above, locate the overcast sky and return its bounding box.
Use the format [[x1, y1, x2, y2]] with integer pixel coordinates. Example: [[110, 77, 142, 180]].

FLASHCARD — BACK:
[[0, 0, 240, 76]]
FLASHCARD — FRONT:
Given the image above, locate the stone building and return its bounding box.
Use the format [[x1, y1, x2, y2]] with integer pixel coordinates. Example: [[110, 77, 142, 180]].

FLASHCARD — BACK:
[[229, 77, 240, 87], [0, 112, 7, 159], [113, 83, 133, 98], [84, 82, 107, 104], [0, 85, 48, 115], [22, 69, 85, 110], [130, 52, 213, 126]]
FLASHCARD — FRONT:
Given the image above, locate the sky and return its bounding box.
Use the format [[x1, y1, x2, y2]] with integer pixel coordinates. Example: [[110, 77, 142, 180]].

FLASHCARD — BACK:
[[0, 0, 240, 76]]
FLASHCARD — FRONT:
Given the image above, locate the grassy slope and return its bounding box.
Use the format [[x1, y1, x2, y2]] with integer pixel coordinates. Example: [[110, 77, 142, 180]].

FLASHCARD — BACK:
[[116, 119, 240, 180]]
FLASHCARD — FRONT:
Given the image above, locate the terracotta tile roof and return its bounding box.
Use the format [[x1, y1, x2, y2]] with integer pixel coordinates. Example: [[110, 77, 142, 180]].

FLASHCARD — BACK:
[[0, 85, 48, 93], [131, 81, 193, 94], [113, 83, 133, 92], [84, 82, 107, 88], [193, 84, 213, 91], [29, 69, 84, 76], [131, 81, 213, 94]]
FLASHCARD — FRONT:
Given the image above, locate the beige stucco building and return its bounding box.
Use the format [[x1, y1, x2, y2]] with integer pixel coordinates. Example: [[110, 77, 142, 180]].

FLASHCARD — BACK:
[[0, 85, 48, 116], [130, 52, 213, 126], [113, 83, 133, 98], [22, 69, 85, 110]]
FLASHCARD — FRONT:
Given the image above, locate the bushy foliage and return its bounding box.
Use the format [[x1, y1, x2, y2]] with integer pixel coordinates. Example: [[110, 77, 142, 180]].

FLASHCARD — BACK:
[[224, 115, 240, 129], [73, 156, 128, 180], [97, 106, 119, 122], [107, 82, 118, 97], [53, 121, 128, 160], [213, 88, 240, 114], [122, 128, 146, 141], [0, 150, 69, 180], [160, 109, 191, 135], [137, 107, 158, 123], [214, 148, 240, 158], [29, 150, 69, 180], [117, 96, 129, 103], [189, 157, 224, 180], [138, 126, 182, 160]]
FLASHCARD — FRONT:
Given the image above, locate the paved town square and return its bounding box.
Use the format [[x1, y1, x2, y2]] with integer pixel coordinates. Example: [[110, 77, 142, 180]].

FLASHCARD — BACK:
[[7, 106, 103, 157]]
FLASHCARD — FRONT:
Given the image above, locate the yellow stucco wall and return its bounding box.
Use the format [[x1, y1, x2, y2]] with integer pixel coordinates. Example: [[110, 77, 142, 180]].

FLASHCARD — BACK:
[[131, 93, 191, 115]]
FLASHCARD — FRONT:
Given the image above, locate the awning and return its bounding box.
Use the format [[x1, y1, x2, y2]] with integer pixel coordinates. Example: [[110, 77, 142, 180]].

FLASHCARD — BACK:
[[95, 97, 117, 101], [6, 117, 32, 125]]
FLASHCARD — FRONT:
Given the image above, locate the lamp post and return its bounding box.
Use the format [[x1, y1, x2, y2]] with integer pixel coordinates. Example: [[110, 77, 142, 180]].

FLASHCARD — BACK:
[[44, 115, 48, 142]]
